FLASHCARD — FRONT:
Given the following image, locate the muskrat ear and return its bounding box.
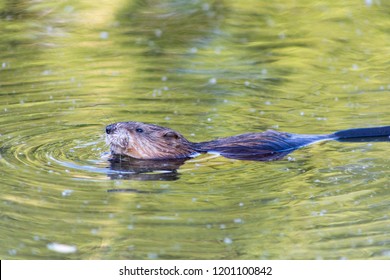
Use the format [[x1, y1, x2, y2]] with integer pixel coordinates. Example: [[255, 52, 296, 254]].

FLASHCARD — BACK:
[[163, 131, 179, 139]]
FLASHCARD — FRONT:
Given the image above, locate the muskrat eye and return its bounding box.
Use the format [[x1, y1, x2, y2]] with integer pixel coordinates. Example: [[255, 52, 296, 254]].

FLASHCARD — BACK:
[[106, 124, 115, 134], [136, 128, 144, 133]]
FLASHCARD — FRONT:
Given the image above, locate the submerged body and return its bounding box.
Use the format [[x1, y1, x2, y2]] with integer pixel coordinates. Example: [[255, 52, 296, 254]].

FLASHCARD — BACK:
[[105, 122, 390, 161]]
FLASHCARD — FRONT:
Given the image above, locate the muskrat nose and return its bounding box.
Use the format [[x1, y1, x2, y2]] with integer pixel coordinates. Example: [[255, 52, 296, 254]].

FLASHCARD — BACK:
[[105, 124, 116, 134]]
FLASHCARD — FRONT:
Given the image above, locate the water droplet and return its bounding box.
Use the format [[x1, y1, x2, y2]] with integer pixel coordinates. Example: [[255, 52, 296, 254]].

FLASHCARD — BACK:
[[100, 31, 109, 39], [8, 249, 17, 256], [381, 250, 390, 257], [42, 70, 52, 76], [64, 6, 74, 13], [148, 252, 158, 259], [209, 78, 217, 84], [365, 0, 373, 7], [287, 156, 296, 161], [224, 237, 233, 244], [61, 189, 74, 197], [47, 243, 77, 254], [202, 3, 210, 11], [154, 29, 162, 38]]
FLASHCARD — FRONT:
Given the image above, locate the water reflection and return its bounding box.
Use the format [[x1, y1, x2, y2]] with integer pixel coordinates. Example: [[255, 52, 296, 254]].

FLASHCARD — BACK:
[[107, 155, 185, 181], [118, 0, 226, 54]]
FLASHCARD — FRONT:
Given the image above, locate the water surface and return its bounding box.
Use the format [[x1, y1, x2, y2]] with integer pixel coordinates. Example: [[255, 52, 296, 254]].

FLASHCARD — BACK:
[[0, 0, 389, 259]]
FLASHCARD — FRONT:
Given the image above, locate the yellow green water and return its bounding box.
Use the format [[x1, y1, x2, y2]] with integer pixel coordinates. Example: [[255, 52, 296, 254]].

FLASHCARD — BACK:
[[0, 0, 389, 259]]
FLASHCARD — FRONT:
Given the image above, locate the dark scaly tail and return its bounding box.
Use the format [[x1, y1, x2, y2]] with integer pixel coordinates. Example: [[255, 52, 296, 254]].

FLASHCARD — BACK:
[[332, 126, 390, 142]]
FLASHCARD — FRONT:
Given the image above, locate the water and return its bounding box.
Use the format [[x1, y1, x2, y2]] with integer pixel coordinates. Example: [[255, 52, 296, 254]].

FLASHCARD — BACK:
[[0, 0, 389, 260]]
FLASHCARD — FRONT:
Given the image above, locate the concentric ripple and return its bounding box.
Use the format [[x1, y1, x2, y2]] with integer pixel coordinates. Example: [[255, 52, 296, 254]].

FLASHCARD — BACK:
[[0, 123, 110, 182]]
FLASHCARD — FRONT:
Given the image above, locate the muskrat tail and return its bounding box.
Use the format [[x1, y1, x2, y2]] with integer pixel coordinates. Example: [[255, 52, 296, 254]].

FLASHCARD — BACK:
[[332, 126, 390, 140]]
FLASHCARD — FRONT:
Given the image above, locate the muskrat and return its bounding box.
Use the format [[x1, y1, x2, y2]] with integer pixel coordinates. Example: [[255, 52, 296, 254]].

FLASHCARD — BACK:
[[105, 122, 390, 161]]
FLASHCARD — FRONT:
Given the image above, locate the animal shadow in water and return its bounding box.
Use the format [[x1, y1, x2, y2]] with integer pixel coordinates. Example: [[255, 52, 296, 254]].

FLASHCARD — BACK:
[[106, 148, 296, 185], [107, 155, 187, 183]]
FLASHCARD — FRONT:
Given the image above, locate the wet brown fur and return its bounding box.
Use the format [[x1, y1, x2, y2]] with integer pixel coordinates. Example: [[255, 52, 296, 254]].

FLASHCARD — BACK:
[[105, 121, 329, 160], [106, 122, 196, 159]]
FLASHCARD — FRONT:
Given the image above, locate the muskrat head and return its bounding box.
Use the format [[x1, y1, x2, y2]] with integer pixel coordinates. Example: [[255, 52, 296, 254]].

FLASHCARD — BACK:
[[105, 121, 196, 159]]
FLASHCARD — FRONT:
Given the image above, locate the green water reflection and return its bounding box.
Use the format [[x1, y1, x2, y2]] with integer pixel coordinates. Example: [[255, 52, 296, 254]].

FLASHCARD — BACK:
[[0, 0, 389, 259]]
